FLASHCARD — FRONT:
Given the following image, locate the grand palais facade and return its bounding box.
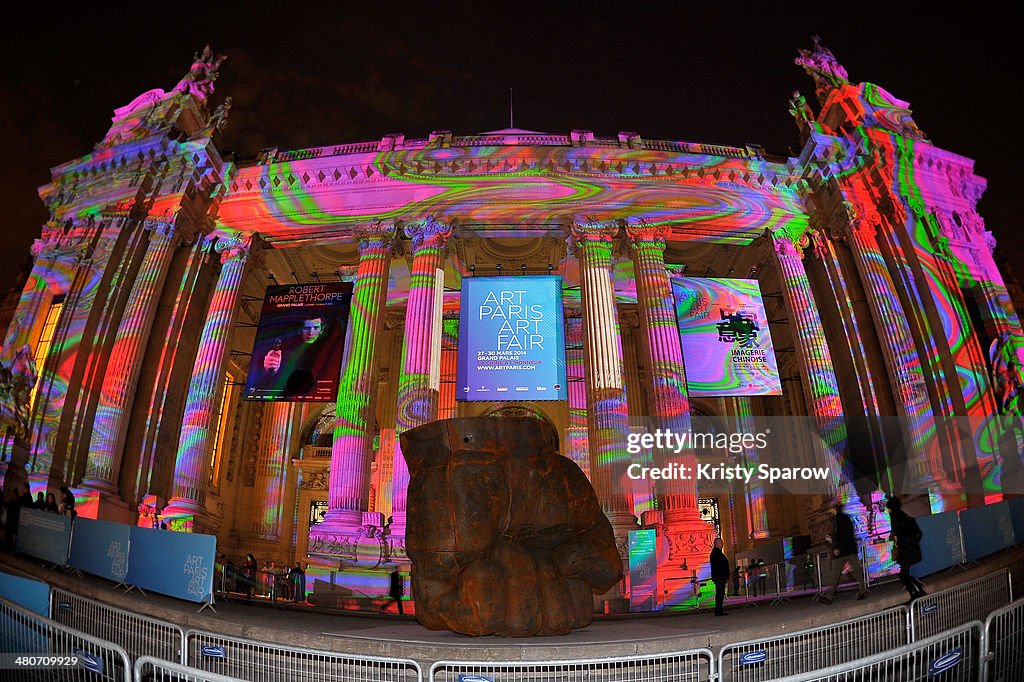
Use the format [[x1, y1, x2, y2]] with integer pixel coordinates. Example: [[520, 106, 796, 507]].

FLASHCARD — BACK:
[[1, 41, 1021, 607]]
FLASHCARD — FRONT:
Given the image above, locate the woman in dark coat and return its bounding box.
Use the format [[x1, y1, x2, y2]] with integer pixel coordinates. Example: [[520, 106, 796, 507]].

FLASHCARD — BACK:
[[887, 497, 927, 600]]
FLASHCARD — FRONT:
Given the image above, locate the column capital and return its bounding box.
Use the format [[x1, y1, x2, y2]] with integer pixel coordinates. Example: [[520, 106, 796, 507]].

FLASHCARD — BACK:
[[404, 216, 453, 252], [569, 216, 620, 244], [623, 217, 669, 250], [143, 212, 199, 246], [354, 219, 399, 256], [831, 200, 882, 242], [770, 225, 811, 261], [214, 232, 261, 265]]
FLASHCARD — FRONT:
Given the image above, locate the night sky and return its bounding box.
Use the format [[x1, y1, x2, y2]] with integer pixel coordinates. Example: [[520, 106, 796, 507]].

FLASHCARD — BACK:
[[2, 6, 1019, 290]]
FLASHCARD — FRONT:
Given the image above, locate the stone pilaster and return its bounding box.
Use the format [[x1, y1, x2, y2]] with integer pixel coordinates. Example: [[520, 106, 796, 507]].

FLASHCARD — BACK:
[[251, 402, 296, 541], [390, 217, 452, 542], [81, 217, 188, 512], [564, 311, 590, 476], [724, 396, 769, 539], [164, 234, 258, 520], [312, 221, 398, 540], [569, 219, 635, 542]]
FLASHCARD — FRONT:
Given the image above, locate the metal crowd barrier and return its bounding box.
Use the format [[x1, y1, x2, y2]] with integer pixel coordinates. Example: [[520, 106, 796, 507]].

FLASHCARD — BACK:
[[429, 649, 715, 681], [910, 567, 1011, 640], [184, 628, 423, 682], [0, 594, 132, 682], [50, 587, 185, 664], [983, 597, 1024, 682], [772, 620, 984, 681], [717, 605, 910, 681], [134, 656, 246, 682]]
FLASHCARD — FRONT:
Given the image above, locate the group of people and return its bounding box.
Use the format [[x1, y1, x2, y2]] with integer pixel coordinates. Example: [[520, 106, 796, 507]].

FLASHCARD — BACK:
[[708, 495, 927, 616], [2, 484, 76, 548], [222, 553, 307, 602]]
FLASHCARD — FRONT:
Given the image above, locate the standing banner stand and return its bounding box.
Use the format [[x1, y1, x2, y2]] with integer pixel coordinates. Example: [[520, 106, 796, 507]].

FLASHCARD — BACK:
[[68, 517, 131, 589], [16, 508, 72, 569], [126, 526, 217, 613]]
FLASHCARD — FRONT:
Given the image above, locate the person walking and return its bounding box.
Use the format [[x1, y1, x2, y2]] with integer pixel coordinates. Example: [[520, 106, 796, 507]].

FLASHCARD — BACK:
[[242, 553, 258, 599], [887, 497, 927, 601], [383, 567, 405, 615], [821, 498, 869, 604], [710, 538, 731, 616]]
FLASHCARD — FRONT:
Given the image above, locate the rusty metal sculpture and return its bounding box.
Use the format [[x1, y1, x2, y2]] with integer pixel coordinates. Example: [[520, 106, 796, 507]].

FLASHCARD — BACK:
[[400, 417, 622, 636]]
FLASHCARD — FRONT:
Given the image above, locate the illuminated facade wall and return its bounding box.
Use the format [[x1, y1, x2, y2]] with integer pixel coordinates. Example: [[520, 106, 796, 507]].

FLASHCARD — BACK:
[[1, 42, 1022, 606]]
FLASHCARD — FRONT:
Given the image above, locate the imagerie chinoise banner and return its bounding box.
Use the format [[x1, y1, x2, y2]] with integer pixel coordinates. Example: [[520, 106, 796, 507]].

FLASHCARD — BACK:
[[671, 277, 782, 396], [457, 276, 567, 401], [244, 282, 353, 402]]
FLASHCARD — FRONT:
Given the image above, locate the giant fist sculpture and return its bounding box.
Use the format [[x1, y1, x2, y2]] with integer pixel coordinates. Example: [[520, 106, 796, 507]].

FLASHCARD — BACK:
[[400, 417, 623, 637]]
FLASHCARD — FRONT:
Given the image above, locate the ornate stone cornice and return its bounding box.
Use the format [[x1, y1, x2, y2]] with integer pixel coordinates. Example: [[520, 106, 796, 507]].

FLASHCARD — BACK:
[[404, 216, 453, 252], [354, 219, 399, 256]]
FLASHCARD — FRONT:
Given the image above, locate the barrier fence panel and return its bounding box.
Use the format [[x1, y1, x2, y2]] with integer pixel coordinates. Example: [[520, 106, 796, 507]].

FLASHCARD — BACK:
[[910, 568, 1011, 640], [773, 620, 983, 681], [717, 606, 910, 681], [185, 629, 422, 682], [984, 597, 1024, 682], [134, 656, 247, 682], [0, 594, 132, 682], [50, 587, 185, 664], [429, 649, 715, 682]]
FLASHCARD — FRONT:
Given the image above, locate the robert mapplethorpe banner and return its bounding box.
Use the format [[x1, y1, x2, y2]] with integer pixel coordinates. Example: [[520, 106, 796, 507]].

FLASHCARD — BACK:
[[671, 277, 781, 396], [244, 282, 353, 402], [458, 276, 567, 401]]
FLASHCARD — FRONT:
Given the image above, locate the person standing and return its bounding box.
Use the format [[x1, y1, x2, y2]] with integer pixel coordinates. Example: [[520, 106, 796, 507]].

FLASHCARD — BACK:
[[887, 497, 927, 601], [290, 562, 306, 602], [821, 498, 869, 604], [242, 553, 258, 599], [731, 565, 741, 597], [710, 538, 731, 616]]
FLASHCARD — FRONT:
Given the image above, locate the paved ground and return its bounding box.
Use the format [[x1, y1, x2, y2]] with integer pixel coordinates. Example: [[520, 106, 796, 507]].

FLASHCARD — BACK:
[[2, 546, 1022, 669]]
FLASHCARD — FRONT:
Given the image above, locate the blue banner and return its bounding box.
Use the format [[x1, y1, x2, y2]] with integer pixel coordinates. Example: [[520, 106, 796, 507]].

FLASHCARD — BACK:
[[457, 276, 566, 401], [16, 508, 71, 566], [68, 517, 130, 582], [959, 502, 1015, 562], [628, 529, 658, 612], [0, 571, 50, 617], [911, 510, 964, 578], [125, 527, 216, 603], [1007, 497, 1024, 545]]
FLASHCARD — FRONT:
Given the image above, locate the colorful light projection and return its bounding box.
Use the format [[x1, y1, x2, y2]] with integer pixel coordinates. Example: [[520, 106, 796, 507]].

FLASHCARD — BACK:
[[244, 282, 352, 402], [671, 277, 782, 396], [216, 143, 807, 244], [457, 276, 567, 402]]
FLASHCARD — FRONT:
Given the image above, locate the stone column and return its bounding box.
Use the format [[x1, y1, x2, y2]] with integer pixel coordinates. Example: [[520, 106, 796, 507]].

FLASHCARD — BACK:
[[81, 217, 188, 511], [164, 234, 258, 520], [569, 219, 635, 540], [313, 221, 397, 536], [251, 402, 297, 541], [29, 220, 121, 489], [837, 202, 934, 492], [769, 227, 848, 496], [390, 217, 452, 541]]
